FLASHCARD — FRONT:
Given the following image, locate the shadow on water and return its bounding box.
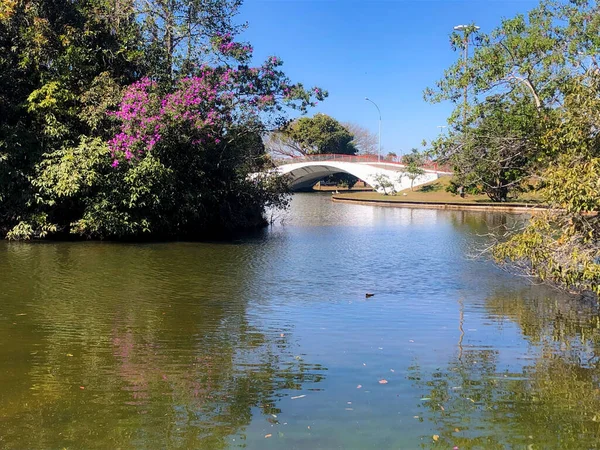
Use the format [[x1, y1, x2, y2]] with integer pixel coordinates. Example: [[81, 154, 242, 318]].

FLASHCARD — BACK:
[[0, 242, 326, 449]]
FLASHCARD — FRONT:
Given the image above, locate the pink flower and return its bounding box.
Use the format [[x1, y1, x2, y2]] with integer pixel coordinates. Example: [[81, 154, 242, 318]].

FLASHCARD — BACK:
[[112, 159, 119, 167]]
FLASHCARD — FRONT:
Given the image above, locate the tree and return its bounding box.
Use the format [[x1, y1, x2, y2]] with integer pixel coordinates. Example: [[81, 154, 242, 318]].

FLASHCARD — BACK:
[[424, 0, 600, 293], [401, 149, 426, 191], [493, 73, 600, 294], [372, 173, 394, 195], [0, 0, 144, 236], [435, 97, 541, 201], [425, 0, 600, 201], [1, 1, 326, 240], [135, 0, 247, 81], [266, 114, 357, 157], [342, 122, 379, 155]]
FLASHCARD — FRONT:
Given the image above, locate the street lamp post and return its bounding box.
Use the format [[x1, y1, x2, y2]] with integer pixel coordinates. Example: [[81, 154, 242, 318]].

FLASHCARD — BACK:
[[453, 24, 479, 128], [365, 97, 381, 163]]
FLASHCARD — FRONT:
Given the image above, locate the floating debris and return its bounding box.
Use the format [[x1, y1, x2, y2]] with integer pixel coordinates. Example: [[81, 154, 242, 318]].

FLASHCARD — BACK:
[[290, 394, 306, 400]]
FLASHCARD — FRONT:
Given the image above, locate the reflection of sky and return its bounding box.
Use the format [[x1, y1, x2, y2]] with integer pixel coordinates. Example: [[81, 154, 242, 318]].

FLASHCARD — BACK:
[[0, 193, 583, 449], [242, 194, 574, 448], [272, 192, 444, 228]]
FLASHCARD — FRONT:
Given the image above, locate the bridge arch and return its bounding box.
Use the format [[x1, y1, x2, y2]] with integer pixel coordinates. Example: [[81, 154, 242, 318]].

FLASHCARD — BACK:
[[276, 160, 444, 193]]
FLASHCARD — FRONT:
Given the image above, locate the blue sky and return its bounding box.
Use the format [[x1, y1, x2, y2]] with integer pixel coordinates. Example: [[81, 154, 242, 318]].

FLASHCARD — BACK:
[[239, 0, 539, 155]]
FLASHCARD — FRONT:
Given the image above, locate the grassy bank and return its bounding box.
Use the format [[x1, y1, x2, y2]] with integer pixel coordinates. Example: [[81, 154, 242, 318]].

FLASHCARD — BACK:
[[332, 176, 543, 208]]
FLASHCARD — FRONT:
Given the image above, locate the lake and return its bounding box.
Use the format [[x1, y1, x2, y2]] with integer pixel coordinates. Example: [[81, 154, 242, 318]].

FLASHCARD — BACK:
[[1, 193, 598, 449]]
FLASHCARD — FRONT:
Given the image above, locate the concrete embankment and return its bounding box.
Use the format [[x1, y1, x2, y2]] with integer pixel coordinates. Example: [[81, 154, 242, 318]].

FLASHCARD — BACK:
[[331, 195, 548, 214]]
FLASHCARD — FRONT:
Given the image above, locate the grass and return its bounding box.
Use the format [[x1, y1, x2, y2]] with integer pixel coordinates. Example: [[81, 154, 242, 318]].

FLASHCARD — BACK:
[[334, 176, 542, 205]]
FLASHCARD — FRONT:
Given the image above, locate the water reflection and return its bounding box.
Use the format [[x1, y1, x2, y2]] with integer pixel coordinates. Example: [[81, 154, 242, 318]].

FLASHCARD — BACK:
[[0, 242, 326, 449], [0, 194, 597, 449], [412, 288, 600, 449]]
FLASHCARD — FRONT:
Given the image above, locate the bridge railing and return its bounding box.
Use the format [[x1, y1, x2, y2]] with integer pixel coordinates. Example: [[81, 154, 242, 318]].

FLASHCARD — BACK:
[[272, 154, 452, 173]]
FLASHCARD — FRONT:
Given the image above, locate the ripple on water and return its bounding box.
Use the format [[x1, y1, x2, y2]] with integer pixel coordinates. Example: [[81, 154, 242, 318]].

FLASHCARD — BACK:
[[0, 194, 594, 449]]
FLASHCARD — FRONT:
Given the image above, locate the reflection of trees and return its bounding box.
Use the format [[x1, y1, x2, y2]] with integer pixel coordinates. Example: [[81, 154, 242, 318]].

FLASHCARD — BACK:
[[447, 210, 522, 235], [409, 290, 600, 449], [486, 289, 600, 349], [0, 243, 326, 448]]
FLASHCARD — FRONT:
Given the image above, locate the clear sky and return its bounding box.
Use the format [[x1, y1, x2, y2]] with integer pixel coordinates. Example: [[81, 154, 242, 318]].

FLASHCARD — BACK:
[[239, 0, 539, 156]]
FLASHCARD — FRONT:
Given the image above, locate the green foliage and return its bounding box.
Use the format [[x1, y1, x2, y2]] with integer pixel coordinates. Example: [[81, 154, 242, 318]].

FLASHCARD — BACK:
[[493, 74, 600, 294], [401, 149, 426, 191], [0, 0, 318, 240], [437, 98, 542, 201], [372, 174, 395, 196], [425, 0, 600, 202], [138, 0, 245, 81], [6, 213, 57, 240], [274, 113, 357, 156], [428, 0, 600, 292], [495, 152, 600, 292]]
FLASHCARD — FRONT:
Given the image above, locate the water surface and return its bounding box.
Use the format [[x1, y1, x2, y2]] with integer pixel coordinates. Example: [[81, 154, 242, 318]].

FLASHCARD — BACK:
[[1, 194, 598, 449]]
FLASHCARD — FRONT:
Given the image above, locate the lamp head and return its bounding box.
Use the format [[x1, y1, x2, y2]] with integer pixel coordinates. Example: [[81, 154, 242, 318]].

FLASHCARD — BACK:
[[454, 24, 479, 31]]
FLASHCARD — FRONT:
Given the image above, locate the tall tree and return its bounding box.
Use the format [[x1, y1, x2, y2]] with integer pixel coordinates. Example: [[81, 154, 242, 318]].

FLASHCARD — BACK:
[[0, 0, 143, 236], [425, 0, 600, 201], [266, 113, 357, 157], [136, 0, 246, 80]]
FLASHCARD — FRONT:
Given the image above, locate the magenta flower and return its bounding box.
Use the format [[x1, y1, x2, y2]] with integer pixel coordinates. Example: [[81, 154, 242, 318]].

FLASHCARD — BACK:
[[108, 60, 324, 168]]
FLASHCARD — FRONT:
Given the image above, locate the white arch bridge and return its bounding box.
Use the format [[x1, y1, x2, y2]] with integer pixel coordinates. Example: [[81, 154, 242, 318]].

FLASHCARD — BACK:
[[272, 155, 452, 193]]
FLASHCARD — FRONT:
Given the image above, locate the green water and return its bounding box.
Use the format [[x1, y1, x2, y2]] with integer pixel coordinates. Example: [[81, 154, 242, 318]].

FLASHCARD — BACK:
[[1, 194, 598, 449]]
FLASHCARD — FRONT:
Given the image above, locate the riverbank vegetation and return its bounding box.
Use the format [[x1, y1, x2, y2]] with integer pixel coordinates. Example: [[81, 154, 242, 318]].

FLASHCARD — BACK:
[[0, 0, 324, 240], [334, 176, 542, 205], [426, 0, 600, 294]]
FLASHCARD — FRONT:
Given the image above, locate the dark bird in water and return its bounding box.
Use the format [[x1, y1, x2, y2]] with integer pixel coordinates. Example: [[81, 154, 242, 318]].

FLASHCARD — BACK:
[[365, 293, 375, 298]]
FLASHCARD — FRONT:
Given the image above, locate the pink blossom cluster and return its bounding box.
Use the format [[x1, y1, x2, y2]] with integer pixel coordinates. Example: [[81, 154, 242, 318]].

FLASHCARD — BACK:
[[212, 33, 252, 60], [108, 45, 325, 167]]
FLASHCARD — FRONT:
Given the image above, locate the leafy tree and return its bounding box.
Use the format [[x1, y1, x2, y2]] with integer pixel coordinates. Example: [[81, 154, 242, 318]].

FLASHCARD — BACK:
[[372, 173, 394, 195], [266, 113, 356, 157], [425, 0, 600, 201], [401, 149, 426, 191], [136, 0, 247, 81], [0, 0, 325, 240], [435, 97, 542, 201], [0, 0, 143, 236], [493, 73, 600, 294]]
